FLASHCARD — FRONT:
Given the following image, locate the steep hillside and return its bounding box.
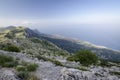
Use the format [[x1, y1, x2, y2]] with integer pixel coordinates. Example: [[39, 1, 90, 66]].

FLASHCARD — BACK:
[[0, 26, 69, 60], [0, 26, 120, 62], [0, 26, 120, 80], [26, 28, 120, 62]]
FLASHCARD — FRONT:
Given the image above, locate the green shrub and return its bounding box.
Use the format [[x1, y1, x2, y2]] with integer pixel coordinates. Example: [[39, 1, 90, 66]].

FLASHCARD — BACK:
[[36, 55, 49, 61], [66, 56, 75, 61], [17, 71, 29, 80], [0, 54, 18, 67], [16, 65, 26, 71], [109, 71, 120, 76], [99, 59, 109, 67], [27, 63, 38, 72], [2, 61, 18, 67], [67, 50, 98, 66], [3, 44, 20, 52], [51, 60, 63, 66]]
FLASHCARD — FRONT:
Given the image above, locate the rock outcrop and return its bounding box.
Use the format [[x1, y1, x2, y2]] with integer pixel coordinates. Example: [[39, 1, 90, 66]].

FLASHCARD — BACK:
[[0, 68, 19, 80], [60, 68, 119, 80]]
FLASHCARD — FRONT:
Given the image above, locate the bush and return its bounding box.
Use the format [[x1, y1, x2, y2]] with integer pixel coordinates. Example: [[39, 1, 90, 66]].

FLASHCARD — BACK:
[[36, 55, 49, 61], [51, 60, 63, 66], [17, 71, 29, 80], [99, 59, 109, 67], [66, 56, 75, 61], [3, 44, 20, 52], [18, 72, 38, 80], [67, 50, 98, 66], [0, 54, 18, 67], [27, 63, 38, 72], [16, 65, 26, 71]]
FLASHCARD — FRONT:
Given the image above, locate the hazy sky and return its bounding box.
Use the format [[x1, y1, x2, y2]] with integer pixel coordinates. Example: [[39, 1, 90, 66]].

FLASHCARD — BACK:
[[0, 0, 120, 26], [0, 0, 120, 50]]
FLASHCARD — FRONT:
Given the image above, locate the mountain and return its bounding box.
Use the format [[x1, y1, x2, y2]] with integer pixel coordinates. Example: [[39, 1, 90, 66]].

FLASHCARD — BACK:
[[0, 26, 120, 62], [41, 35, 120, 61], [0, 26, 69, 59], [25, 28, 120, 62], [0, 26, 120, 80]]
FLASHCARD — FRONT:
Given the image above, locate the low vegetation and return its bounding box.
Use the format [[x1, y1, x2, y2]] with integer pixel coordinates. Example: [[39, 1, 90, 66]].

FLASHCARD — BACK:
[[27, 73, 39, 80], [0, 54, 18, 67], [36, 55, 63, 66], [3, 44, 21, 52], [27, 63, 38, 72], [16, 62, 38, 80], [109, 71, 120, 76], [0, 54, 38, 80], [75, 66, 88, 71], [17, 71, 29, 80], [16, 65, 26, 71], [67, 50, 98, 66], [50, 59, 63, 66], [0, 43, 21, 52]]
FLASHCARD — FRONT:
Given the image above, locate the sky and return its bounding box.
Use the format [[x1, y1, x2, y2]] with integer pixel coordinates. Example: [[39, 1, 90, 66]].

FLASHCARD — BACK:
[[0, 0, 120, 50], [0, 0, 120, 26]]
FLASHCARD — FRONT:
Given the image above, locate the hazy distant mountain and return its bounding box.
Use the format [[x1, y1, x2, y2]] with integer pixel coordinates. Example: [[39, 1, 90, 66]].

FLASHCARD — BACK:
[[34, 25, 120, 51], [33, 31, 120, 61], [24, 26, 120, 62]]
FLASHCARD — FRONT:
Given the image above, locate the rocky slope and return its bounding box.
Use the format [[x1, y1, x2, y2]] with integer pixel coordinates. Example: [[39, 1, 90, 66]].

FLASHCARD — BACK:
[[0, 26, 120, 80], [0, 26, 69, 59], [0, 50, 120, 80], [1, 26, 120, 62]]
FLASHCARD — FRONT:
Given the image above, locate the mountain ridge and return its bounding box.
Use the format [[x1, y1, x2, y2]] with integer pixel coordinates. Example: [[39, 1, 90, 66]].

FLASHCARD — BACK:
[[0, 26, 120, 80], [0, 26, 120, 62]]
